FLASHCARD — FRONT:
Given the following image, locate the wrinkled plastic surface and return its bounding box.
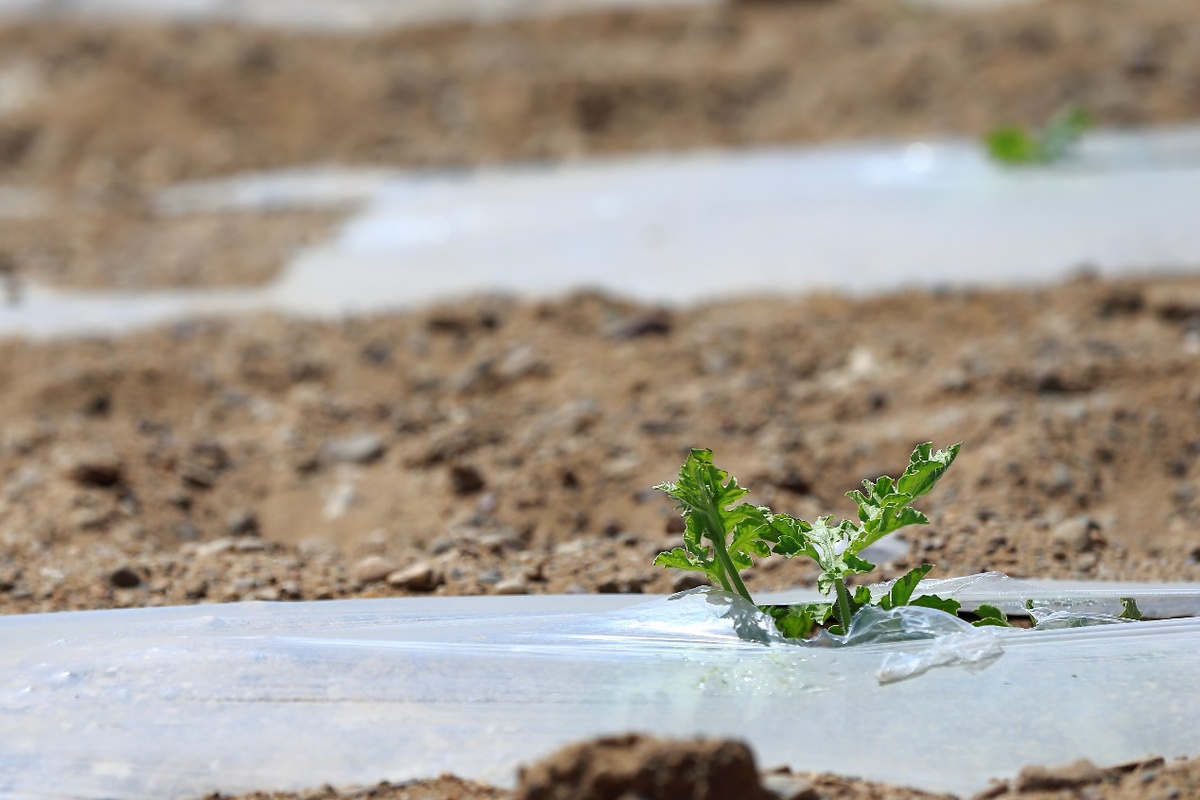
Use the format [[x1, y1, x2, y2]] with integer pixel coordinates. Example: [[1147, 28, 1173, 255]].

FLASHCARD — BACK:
[[5, 126, 1200, 338], [832, 604, 1005, 683], [1, 579, 1199, 799]]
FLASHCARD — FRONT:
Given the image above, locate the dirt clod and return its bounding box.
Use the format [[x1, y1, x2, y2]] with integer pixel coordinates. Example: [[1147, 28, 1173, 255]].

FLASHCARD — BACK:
[[108, 566, 142, 589], [1016, 759, 1106, 792], [63, 449, 124, 488], [450, 464, 486, 496], [516, 734, 773, 800]]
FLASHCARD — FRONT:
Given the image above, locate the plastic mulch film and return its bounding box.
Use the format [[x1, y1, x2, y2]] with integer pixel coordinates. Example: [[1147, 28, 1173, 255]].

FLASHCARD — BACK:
[[0, 577, 1198, 799], [0, 0, 714, 32], [6, 126, 1200, 339]]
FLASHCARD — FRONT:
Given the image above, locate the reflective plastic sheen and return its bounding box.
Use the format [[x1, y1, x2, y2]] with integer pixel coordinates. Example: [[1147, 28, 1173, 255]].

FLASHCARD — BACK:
[[1, 577, 1198, 798]]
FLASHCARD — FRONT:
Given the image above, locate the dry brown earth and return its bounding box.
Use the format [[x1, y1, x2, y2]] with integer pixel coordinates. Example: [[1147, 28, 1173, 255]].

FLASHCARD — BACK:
[[4, 277, 1200, 615]]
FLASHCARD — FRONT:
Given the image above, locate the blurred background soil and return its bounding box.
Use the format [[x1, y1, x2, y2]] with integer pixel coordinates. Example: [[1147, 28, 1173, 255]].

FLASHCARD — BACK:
[[1, 0, 1199, 289], [1, 0, 1199, 798]]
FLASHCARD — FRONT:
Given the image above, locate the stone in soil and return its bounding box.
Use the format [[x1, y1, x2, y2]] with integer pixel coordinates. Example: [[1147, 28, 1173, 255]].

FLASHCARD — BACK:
[[387, 562, 444, 592], [352, 555, 398, 584], [321, 434, 387, 466]]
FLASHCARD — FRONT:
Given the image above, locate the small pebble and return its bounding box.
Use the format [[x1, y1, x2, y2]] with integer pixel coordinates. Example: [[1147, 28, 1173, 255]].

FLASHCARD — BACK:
[[1051, 516, 1099, 553], [353, 555, 398, 584], [428, 538, 456, 555], [321, 434, 386, 466], [608, 310, 672, 339], [195, 537, 235, 558], [387, 562, 444, 592], [476, 531, 524, 552]]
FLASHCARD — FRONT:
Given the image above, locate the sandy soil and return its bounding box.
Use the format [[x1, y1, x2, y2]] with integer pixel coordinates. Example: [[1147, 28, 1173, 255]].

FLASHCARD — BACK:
[[1, 0, 1199, 798], [5, 276, 1200, 612]]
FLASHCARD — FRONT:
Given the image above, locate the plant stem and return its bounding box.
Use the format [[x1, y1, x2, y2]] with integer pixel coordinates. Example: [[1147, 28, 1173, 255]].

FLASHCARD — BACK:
[[833, 577, 854, 633], [705, 510, 754, 604], [712, 562, 734, 594]]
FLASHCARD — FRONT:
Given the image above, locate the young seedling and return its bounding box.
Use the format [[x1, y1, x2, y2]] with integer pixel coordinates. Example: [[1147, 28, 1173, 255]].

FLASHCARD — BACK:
[[986, 107, 1092, 166], [653, 442, 994, 639]]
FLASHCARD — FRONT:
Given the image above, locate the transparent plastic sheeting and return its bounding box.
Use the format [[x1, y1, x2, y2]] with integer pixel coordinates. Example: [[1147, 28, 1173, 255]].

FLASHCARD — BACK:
[[2, 576, 1199, 799], [765, 572, 1200, 621], [5, 125, 1200, 339], [0, 0, 1048, 29], [0, 0, 712, 31]]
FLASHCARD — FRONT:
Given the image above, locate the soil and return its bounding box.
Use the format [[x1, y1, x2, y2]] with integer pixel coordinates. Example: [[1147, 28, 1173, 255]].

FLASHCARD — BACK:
[[5, 277, 1200, 613], [202, 743, 1200, 800], [1, 0, 1199, 798]]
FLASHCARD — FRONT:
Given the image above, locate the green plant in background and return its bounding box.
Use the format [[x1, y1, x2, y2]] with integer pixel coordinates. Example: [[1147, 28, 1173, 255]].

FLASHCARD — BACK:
[[986, 107, 1093, 165], [1119, 597, 1143, 620], [653, 442, 992, 639]]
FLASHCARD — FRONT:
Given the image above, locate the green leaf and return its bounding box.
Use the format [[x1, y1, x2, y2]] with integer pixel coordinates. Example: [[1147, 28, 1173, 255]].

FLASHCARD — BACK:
[[987, 127, 1039, 164], [653, 547, 700, 572], [653, 449, 775, 603], [873, 505, 928, 542], [909, 594, 962, 616], [972, 604, 1012, 628], [1119, 597, 1143, 621], [879, 563, 934, 611], [654, 449, 749, 526], [768, 514, 818, 560], [847, 442, 958, 553], [760, 603, 831, 640], [730, 517, 774, 561], [654, 546, 724, 589], [986, 107, 1093, 166], [843, 553, 875, 574], [895, 442, 961, 500]]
